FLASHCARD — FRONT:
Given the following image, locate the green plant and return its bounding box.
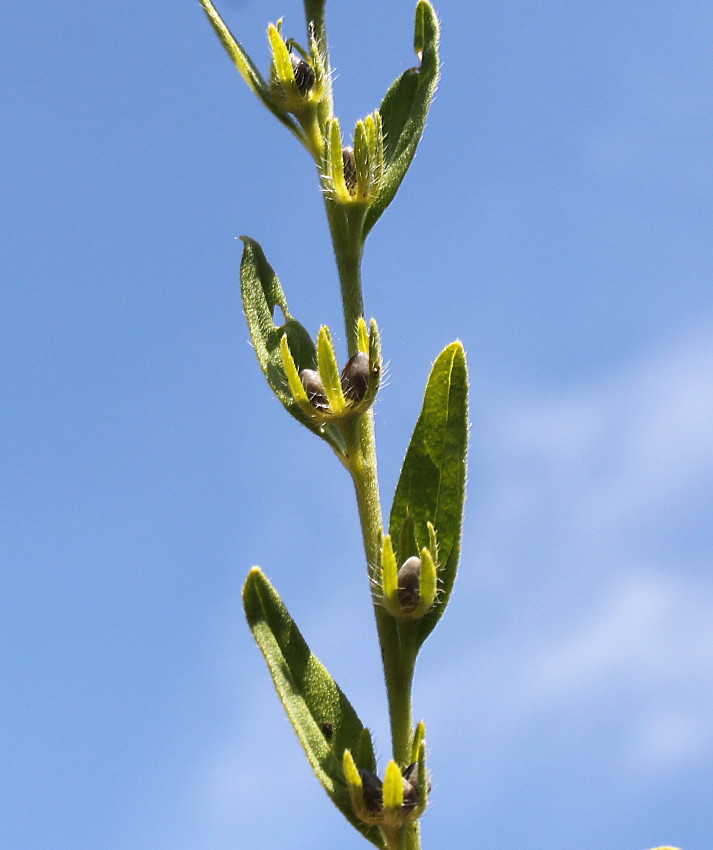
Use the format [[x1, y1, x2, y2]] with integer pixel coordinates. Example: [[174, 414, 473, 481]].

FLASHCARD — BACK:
[[198, 3, 679, 849], [200, 1, 461, 847]]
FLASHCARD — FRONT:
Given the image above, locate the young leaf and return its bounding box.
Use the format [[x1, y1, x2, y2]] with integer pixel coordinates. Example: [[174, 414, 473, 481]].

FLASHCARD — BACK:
[[364, 0, 440, 235], [239, 236, 345, 455], [243, 568, 385, 848], [389, 342, 468, 648], [199, 0, 303, 139]]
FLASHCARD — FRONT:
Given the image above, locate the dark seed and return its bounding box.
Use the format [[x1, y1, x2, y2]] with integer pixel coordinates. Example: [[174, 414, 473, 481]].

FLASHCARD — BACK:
[[357, 768, 383, 813], [321, 721, 333, 740], [402, 763, 419, 787], [397, 556, 421, 611], [401, 776, 419, 810], [340, 351, 370, 403], [289, 52, 315, 95], [299, 368, 328, 410], [342, 146, 357, 195], [402, 762, 431, 793], [402, 762, 431, 809]]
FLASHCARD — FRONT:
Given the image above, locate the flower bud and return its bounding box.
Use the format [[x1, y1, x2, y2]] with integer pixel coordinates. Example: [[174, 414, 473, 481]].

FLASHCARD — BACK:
[[342, 146, 357, 195], [397, 556, 421, 612], [357, 768, 383, 813], [340, 351, 370, 402], [289, 52, 314, 95], [299, 368, 328, 410]]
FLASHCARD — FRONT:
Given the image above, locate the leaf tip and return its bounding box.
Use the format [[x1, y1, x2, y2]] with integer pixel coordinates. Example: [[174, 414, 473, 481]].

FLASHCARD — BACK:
[[242, 565, 265, 599]]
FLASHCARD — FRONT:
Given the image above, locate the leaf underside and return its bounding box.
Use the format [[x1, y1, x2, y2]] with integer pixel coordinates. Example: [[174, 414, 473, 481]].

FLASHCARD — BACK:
[[389, 341, 468, 648], [243, 568, 384, 848]]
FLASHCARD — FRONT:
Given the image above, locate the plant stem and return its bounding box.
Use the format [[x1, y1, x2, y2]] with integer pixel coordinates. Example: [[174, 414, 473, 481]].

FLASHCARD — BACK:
[[326, 202, 421, 850], [302, 0, 333, 118]]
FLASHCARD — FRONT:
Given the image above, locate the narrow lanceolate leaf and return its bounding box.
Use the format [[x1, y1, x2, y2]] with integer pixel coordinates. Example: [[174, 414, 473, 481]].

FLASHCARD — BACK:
[[243, 568, 385, 848], [364, 0, 439, 235], [239, 237, 344, 455], [199, 0, 302, 138], [389, 342, 468, 648]]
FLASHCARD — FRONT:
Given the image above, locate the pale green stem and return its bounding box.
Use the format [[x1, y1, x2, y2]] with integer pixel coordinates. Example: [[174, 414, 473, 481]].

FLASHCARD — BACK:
[[309, 9, 420, 844], [325, 198, 420, 850], [302, 0, 333, 118]]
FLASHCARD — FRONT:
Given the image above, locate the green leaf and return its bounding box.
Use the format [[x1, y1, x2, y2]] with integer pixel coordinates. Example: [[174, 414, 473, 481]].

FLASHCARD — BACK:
[[389, 341, 468, 647], [243, 568, 385, 848], [239, 236, 345, 455], [364, 0, 440, 235], [199, 0, 302, 139]]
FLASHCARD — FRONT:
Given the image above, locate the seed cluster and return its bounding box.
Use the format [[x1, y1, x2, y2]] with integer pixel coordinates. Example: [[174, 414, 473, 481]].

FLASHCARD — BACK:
[[298, 349, 375, 412], [356, 763, 430, 815]]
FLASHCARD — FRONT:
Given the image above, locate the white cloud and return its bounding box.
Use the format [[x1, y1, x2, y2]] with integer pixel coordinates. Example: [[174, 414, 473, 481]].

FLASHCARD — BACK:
[[429, 321, 713, 772], [508, 325, 713, 520], [632, 708, 713, 768], [524, 572, 713, 712]]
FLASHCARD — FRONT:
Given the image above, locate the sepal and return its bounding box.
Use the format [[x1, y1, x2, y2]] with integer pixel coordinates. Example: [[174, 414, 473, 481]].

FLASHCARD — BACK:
[[343, 741, 431, 833], [268, 22, 323, 114], [410, 721, 426, 764], [379, 528, 439, 620], [322, 114, 384, 211], [403, 741, 430, 818], [381, 761, 405, 827], [281, 317, 381, 424], [317, 325, 348, 413]]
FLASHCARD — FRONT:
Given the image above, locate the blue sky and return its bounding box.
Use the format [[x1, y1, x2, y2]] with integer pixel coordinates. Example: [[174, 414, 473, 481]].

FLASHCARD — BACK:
[[3, 1, 713, 848]]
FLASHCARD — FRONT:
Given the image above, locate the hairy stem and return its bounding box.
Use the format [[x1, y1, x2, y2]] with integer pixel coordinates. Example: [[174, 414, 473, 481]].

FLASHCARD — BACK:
[[302, 0, 333, 118], [326, 200, 420, 849]]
